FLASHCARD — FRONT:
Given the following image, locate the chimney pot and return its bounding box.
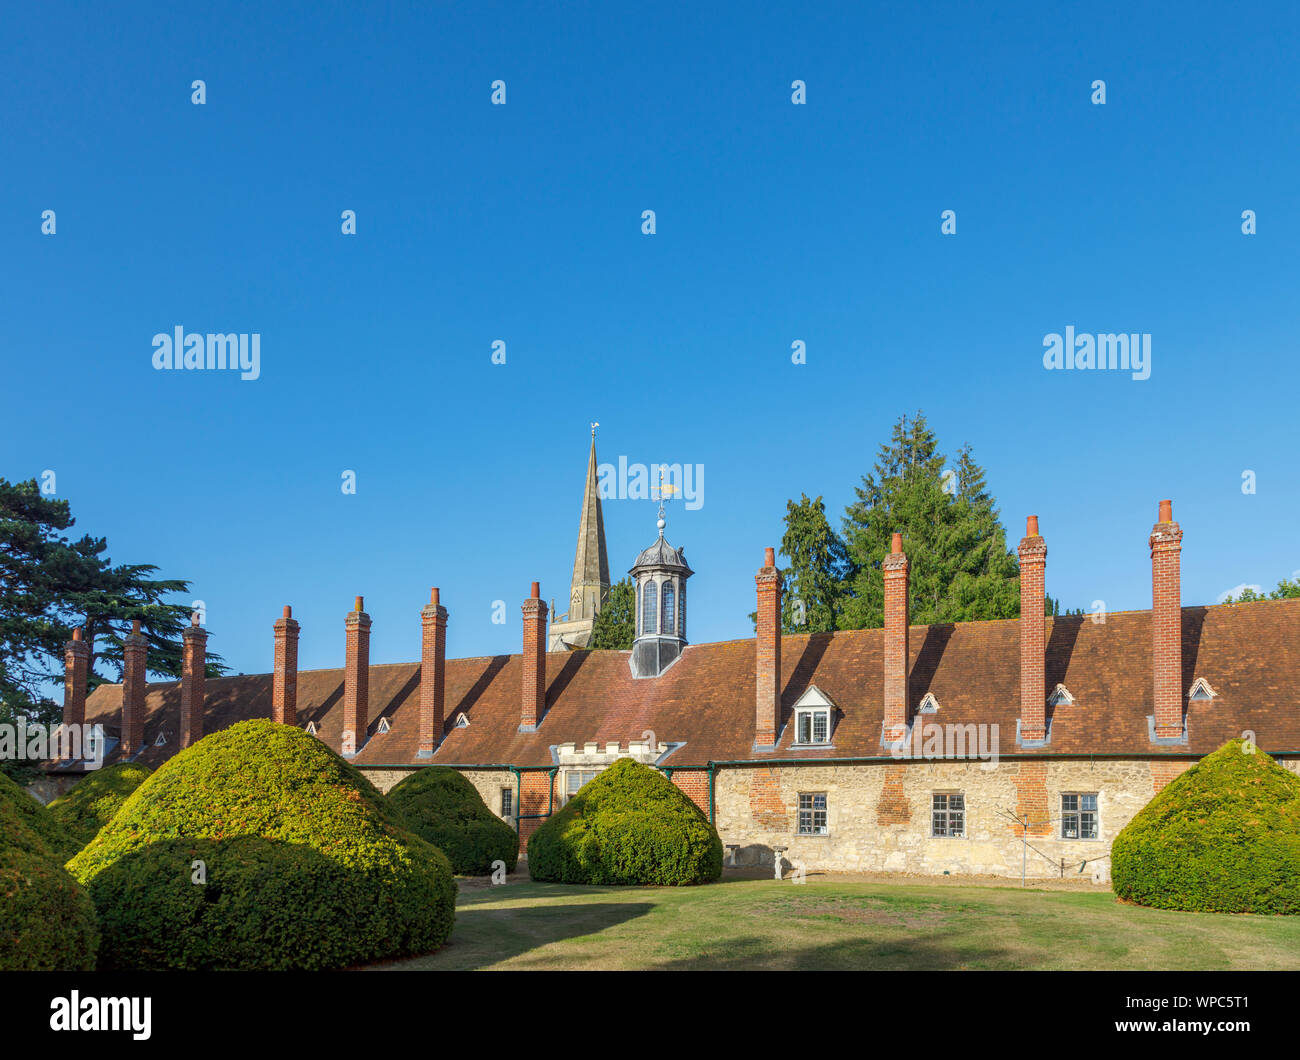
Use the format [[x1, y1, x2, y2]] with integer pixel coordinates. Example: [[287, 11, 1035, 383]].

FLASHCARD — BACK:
[[131, 619, 141, 635], [530, 581, 540, 599], [354, 595, 364, 612], [1159, 499, 1172, 522], [430, 587, 440, 607], [890, 532, 903, 554], [72, 627, 82, 641], [282, 605, 291, 619], [764, 546, 775, 567], [1027, 514, 1039, 536]]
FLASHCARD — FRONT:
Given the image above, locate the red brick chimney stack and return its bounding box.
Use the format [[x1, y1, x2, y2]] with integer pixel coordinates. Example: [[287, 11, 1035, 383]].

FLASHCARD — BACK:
[[273, 605, 300, 726], [122, 619, 147, 753], [520, 582, 547, 732], [419, 587, 448, 755], [342, 596, 371, 755], [60, 627, 90, 758], [180, 613, 207, 749], [1018, 515, 1048, 742], [754, 546, 783, 750], [1150, 499, 1184, 739], [882, 533, 910, 742]]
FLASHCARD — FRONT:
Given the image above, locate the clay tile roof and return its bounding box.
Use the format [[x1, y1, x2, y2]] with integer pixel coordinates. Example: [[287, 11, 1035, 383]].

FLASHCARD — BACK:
[[82, 599, 1300, 771]]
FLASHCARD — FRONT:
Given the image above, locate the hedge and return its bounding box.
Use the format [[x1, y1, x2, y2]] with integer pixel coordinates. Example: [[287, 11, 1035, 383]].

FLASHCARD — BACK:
[[387, 767, 519, 875], [48, 762, 152, 851], [68, 719, 456, 969], [0, 769, 76, 860], [528, 758, 722, 885], [1112, 739, 1300, 914], [0, 773, 98, 970]]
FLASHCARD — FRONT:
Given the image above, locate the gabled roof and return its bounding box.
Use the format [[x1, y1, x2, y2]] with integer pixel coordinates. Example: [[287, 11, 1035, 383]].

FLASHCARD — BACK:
[[81, 600, 1300, 770]]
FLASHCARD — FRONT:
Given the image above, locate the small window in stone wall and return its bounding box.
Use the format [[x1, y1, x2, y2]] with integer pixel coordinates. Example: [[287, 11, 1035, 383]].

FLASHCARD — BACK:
[[797, 792, 828, 834], [1061, 793, 1098, 839], [501, 787, 513, 819], [932, 793, 965, 837]]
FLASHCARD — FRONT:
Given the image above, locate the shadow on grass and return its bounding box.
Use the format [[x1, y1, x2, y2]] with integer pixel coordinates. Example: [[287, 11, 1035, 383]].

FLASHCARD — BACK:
[[373, 896, 656, 970], [648, 931, 1020, 971]]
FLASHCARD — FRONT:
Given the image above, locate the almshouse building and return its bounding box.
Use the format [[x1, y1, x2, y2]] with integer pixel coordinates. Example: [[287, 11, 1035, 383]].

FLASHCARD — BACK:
[[44, 441, 1300, 883]]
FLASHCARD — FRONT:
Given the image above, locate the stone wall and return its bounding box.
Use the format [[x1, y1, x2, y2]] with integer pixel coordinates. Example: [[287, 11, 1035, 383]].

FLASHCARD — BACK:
[[712, 758, 1177, 883]]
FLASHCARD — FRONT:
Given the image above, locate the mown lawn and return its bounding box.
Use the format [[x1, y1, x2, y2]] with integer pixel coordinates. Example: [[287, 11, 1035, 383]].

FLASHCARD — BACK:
[[372, 876, 1300, 971]]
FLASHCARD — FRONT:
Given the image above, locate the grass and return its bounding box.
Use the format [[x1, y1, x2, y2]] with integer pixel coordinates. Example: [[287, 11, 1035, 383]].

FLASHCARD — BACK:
[[372, 875, 1300, 971]]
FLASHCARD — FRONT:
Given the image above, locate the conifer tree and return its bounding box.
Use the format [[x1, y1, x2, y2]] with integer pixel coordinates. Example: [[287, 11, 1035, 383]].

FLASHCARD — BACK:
[[588, 577, 636, 649]]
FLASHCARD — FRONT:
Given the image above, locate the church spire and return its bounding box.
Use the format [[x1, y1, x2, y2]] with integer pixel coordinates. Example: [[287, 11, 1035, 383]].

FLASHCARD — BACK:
[[569, 425, 610, 623]]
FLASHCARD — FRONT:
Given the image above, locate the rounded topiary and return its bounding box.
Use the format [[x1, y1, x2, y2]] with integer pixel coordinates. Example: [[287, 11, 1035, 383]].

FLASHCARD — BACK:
[[0, 772, 98, 970], [387, 767, 519, 875], [0, 847, 99, 970], [68, 719, 456, 970], [48, 762, 152, 851], [1112, 739, 1300, 914], [528, 758, 723, 886], [0, 770, 76, 860]]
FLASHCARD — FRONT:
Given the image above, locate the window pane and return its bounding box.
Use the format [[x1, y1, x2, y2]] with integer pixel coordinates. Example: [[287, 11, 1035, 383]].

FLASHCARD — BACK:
[[661, 581, 675, 634], [642, 580, 657, 634], [798, 713, 811, 743], [813, 711, 828, 742], [1062, 794, 1078, 812]]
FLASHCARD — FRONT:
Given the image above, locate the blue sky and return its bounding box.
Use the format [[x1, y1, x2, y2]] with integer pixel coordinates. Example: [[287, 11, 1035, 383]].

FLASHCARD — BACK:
[[3, 1, 1298, 679]]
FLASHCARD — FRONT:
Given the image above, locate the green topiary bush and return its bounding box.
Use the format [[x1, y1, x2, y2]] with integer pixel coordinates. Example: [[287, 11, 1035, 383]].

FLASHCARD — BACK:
[[1112, 739, 1300, 914], [48, 762, 152, 851], [68, 719, 456, 969], [387, 767, 519, 875], [0, 770, 77, 860], [0, 772, 99, 970], [0, 847, 99, 970], [528, 758, 722, 886]]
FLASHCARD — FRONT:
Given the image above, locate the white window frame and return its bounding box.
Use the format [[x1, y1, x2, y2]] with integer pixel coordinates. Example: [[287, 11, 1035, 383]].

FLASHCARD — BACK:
[[790, 686, 837, 746], [564, 768, 602, 804]]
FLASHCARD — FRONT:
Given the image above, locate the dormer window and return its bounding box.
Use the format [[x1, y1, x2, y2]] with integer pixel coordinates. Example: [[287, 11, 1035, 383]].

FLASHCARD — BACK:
[[1188, 678, 1217, 702], [791, 686, 838, 746], [1048, 684, 1075, 708], [918, 692, 940, 714]]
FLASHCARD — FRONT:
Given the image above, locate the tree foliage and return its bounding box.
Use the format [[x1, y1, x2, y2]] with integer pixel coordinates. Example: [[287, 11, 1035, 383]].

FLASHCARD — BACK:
[[0, 478, 223, 780], [387, 767, 518, 875], [588, 577, 636, 649], [1221, 578, 1300, 604]]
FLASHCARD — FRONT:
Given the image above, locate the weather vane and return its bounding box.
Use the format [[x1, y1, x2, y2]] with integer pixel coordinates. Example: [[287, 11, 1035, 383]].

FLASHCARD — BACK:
[[590, 421, 599, 437], [652, 464, 679, 536]]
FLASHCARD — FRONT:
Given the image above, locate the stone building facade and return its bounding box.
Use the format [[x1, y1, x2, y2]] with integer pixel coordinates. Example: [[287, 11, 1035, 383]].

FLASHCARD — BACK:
[[52, 495, 1300, 883]]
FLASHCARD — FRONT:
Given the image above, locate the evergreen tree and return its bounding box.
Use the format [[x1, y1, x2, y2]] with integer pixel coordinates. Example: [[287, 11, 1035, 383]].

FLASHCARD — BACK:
[[775, 494, 853, 633], [0, 478, 225, 778], [588, 577, 635, 649], [839, 412, 1020, 629]]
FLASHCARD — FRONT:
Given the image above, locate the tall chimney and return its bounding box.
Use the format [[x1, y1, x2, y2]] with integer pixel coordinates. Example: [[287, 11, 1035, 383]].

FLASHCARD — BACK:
[[882, 533, 910, 742], [1150, 499, 1184, 739], [122, 620, 147, 753], [754, 546, 783, 750], [273, 605, 300, 726], [342, 596, 371, 756], [419, 588, 448, 756], [1018, 516, 1048, 742], [520, 582, 547, 732], [180, 614, 207, 749], [60, 628, 90, 758]]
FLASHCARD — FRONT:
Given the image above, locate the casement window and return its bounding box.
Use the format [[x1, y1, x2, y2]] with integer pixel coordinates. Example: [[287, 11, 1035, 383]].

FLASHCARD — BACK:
[[795, 708, 831, 745], [797, 792, 828, 835], [931, 793, 965, 837], [641, 580, 658, 635], [1061, 793, 1098, 839], [500, 787, 513, 819], [565, 769, 602, 803]]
